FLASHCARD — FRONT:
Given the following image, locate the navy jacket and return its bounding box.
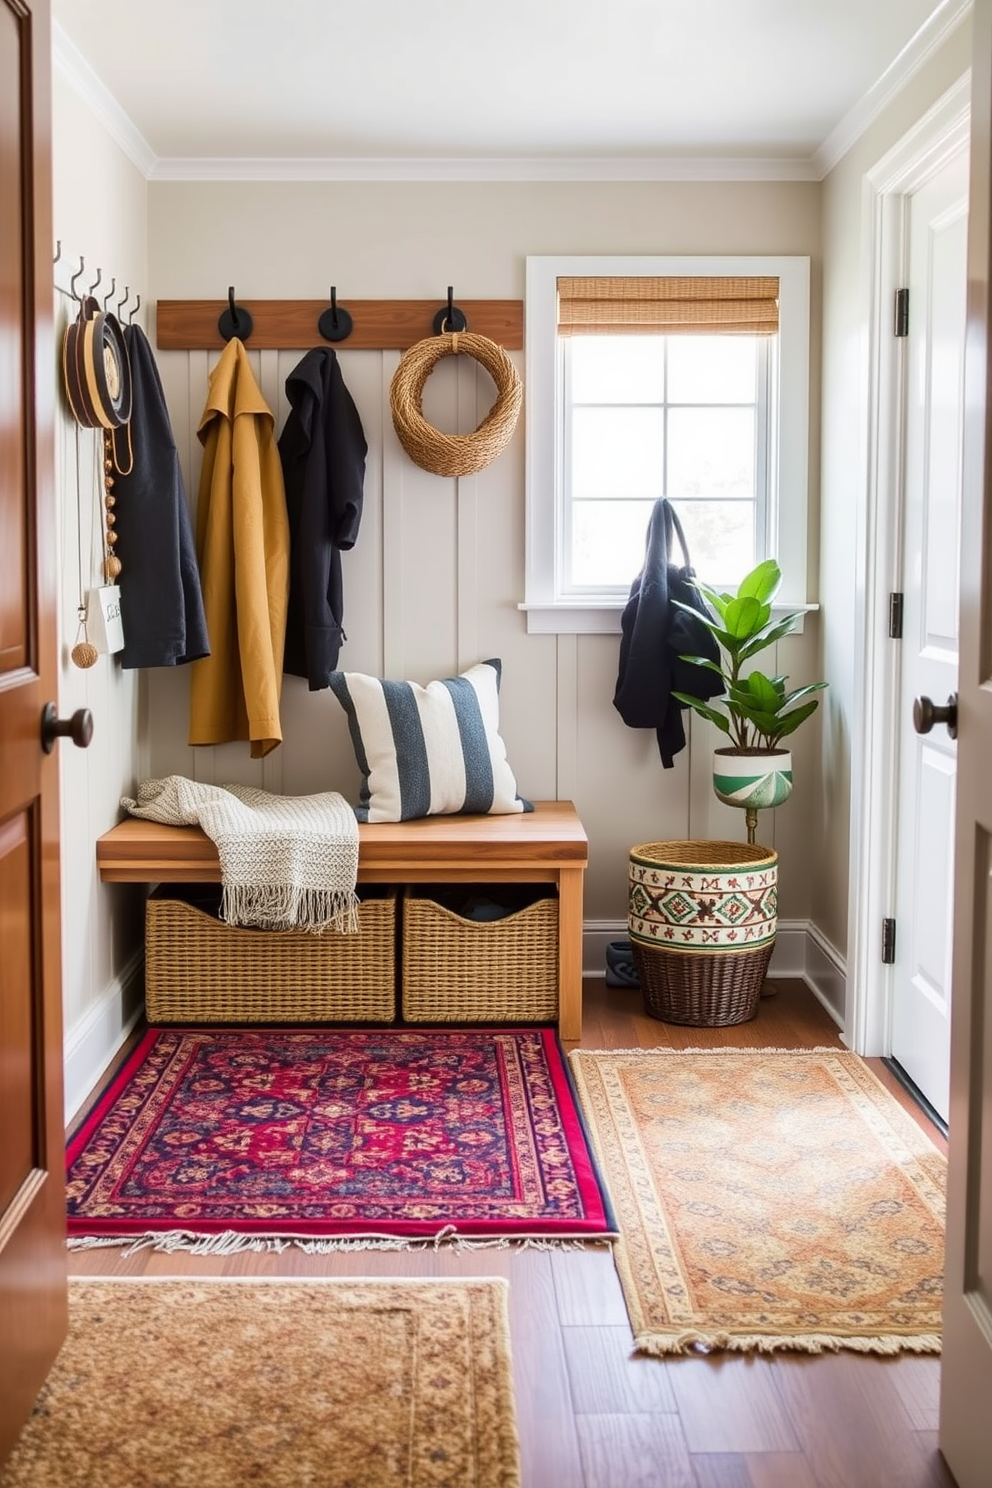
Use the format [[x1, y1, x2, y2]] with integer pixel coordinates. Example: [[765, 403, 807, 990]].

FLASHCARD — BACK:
[[278, 348, 367, 689], [613, 499, 722, 767], [115, 325, 210, 669]]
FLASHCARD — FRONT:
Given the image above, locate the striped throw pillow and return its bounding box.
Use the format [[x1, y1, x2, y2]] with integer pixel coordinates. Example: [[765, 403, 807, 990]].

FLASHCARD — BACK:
[[328, 659, 532, 823]]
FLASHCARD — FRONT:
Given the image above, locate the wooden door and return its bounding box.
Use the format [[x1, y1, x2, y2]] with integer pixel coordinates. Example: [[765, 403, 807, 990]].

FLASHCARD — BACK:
[[890, 147, 968, 1123], [939, 0, 992, 1479], [0, 0, 69, 1468]]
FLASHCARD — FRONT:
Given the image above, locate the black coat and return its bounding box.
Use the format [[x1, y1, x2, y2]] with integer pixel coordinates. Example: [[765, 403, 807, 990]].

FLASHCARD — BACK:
[[278, 348, 367, 689], [115, 325, 210, 669], [613, 499, 723, 767]]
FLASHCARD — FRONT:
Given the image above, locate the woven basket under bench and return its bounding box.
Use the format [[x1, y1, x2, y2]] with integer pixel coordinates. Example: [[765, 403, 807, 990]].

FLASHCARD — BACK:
[[400, 885, 559, 1022], [144, 885, 397, 1023]]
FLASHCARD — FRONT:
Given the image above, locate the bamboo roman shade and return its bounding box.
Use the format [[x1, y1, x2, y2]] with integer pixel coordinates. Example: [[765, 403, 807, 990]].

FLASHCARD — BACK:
[[557, 275, 780, 336]]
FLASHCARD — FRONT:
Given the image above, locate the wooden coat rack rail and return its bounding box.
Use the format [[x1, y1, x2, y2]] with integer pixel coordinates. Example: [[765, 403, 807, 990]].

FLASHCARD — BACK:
[[155, 299, 524, 352]]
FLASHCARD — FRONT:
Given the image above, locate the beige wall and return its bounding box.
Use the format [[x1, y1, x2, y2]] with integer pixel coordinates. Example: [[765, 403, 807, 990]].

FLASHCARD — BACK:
[[144, 178, 823, 937], [52, 75, 149, 1117], [815, 18, 972, 996]]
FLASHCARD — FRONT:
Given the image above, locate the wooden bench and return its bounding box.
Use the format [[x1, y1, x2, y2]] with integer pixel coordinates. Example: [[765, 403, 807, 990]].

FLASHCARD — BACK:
[[96, 800, 588, 1039]]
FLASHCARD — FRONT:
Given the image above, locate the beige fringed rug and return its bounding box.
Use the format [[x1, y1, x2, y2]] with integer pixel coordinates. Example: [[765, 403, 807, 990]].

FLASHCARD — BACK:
[[2, 1278, 521, 1488], [569, 1047, 946, 1356]]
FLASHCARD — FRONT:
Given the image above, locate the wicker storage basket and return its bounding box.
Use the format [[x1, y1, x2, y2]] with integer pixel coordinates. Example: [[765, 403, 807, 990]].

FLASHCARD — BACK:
[[144, 885, 397, 1024], [628, 841, 778, 1027], [401, 886, 559, 1022]]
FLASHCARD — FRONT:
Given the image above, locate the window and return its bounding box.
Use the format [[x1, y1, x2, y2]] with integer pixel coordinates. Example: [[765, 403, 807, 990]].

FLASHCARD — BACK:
[[523, 255, 811, 634]]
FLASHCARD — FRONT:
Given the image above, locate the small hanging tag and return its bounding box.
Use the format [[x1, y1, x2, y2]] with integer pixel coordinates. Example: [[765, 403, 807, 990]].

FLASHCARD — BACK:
[[88, 585, 125, 654]]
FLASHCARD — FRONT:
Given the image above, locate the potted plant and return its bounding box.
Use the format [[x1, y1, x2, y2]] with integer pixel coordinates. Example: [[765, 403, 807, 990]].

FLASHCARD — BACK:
[[672, 558, 827, 841]]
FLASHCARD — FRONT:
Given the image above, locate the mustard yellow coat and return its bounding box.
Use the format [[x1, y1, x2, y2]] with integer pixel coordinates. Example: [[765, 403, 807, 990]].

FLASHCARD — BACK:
[[188, 339, 289, 758]]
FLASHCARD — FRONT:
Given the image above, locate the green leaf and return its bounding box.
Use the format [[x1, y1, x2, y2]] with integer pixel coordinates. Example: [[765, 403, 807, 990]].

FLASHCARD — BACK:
[[772, 699, 820, 737], [737, 615, 801, 660], [779, 681, 829, 708], [671, 695, 732, 734], [677, 655, 725, 678], [737, 560, 782, 605], [695, 583, 731, 620], [723, 595, 766, 639], [742, 671, 782, 710]]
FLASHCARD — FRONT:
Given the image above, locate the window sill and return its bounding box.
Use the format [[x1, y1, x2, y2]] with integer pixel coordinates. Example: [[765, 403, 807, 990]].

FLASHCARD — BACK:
[[518, 601, 820, 636]]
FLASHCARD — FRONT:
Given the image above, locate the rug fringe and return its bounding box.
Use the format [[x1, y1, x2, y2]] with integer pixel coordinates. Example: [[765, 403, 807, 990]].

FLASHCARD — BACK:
[[570, 1045, 846, 1060], [634, 1328, 942, 1357], [67, 1228, 615, 1257]]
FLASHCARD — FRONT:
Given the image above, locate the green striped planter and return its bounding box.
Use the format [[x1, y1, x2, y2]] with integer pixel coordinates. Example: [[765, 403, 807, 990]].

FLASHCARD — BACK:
[[712, 749, 793, 810]]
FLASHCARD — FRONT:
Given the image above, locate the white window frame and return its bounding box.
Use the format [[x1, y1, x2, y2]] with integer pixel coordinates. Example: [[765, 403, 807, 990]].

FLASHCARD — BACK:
[[521, 253, 812, 634]]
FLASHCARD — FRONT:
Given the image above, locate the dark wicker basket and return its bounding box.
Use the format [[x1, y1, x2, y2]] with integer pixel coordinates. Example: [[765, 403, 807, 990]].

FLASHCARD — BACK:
[[627, 840, 778, 1027], [631, 940, 773, 1026]]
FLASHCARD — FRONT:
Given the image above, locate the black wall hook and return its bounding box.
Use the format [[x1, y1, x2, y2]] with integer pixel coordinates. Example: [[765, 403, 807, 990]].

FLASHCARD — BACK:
[[129, 293, 141, 325], [69, 256, 86, 301], [432, 285, 467, 335], [218, 285, 253, 342], [318, 286, 353, 343]]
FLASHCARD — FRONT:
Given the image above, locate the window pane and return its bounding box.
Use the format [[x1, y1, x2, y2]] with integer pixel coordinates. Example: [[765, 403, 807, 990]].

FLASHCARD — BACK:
[[667, 335, 757, 403], [570, 500, 658, 587], [671, 499, 755, 586], [571, 407, 664, 501], [667, 407, 754, 498], [570, 336, 666, 403]]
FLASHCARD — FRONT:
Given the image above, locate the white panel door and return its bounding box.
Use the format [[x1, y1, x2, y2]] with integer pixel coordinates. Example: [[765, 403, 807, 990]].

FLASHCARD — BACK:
[[890, 146, 968, 1123]]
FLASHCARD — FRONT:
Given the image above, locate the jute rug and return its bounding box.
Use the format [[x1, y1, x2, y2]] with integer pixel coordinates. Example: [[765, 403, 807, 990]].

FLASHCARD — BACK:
[[1, 1277, 521, 1488], [67, 1028, 614, 1250], [569, 1047, 946, 1355]]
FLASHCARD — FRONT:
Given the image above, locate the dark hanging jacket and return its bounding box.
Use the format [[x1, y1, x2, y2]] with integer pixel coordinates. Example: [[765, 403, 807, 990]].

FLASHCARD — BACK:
[[613, 498, 723, 767], [114, 325, 210, 668], [278, 348, 367, 689]]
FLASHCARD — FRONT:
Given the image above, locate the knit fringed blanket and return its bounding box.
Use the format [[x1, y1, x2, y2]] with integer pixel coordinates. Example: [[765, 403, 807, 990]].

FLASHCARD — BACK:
[[122, 776, 360, 932]]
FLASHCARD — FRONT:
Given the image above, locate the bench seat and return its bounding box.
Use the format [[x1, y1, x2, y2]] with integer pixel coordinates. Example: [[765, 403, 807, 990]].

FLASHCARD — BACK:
[[96, 800, 588, 1039]]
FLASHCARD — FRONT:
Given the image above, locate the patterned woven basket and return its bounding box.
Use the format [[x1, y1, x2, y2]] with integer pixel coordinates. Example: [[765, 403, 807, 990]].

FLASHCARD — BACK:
[[144, 886, 397, 1024], [627, 840, 778, 1027], [401, 888, 558, 1022]]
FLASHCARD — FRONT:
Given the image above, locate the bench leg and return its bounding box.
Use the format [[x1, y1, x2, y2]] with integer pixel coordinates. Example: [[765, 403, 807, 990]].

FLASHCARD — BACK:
[[557, 866, 584, 1042]]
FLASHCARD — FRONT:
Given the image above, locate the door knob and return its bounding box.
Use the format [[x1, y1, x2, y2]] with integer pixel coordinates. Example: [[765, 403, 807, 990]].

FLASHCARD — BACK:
[[912, 692, 958, 740], [41, 703, 93, 754]]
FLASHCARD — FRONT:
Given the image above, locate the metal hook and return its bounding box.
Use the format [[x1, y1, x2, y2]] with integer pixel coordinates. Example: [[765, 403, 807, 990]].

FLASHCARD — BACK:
[[69, 255, 86, 301], [89, 266, 103, 299], [103, 277, 116, 311], [318, 285, 353, 343], [129, 293, 141, 325], [53, 240, 62, 264], [432, 284, 467, 335], [118, 286, 130, 318], [218, 285, 253, 342]]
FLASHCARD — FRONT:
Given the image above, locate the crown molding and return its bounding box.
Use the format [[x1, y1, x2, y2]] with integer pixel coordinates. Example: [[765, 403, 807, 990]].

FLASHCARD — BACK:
[[813, 0, 973, 178], [52, 18, 157, 178], [147, 154, 820, 184]]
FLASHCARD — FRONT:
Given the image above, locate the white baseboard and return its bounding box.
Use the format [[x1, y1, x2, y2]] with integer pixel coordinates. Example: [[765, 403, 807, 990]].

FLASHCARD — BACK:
[[63, 951, 144, 1126], [583, 918, 846, 1029]]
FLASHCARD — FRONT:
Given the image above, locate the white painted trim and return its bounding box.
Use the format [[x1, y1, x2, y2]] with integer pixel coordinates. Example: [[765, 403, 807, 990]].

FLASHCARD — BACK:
[[814, 0, 973, 178], [146, 154, 821, 184], [62, 952, 144, 1127], [51, 19, 157, 179], [520, 601, 819, 636], [847, 82, 970, 1058], [582, 918, 846, 1029]]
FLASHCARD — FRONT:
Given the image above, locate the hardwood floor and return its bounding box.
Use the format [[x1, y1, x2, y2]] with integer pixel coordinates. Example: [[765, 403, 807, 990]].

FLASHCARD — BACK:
[[67, 979, 956, 1488]]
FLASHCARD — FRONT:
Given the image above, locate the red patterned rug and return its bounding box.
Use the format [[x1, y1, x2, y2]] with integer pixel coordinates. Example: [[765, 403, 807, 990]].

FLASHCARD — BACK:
[[66, 1028, 614, 1248]]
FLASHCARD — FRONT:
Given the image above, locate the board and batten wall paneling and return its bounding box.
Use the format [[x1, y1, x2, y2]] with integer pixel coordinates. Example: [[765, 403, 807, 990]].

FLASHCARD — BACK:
[[145, 335, 808, 926]]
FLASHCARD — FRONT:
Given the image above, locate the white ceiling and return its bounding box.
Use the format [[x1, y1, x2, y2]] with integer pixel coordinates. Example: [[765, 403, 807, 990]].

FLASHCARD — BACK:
[[52, 0, 969, 179]]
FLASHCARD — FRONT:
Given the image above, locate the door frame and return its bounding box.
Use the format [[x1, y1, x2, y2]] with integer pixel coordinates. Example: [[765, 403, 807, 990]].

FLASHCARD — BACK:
[[848, 74, 971, 1057]]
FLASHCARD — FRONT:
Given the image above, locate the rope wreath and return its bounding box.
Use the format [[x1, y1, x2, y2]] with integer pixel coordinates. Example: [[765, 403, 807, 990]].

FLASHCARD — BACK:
[[389, 331, 522, 477]]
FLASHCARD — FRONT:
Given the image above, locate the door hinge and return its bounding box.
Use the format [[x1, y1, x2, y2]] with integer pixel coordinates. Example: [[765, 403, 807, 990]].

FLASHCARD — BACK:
[[882, 918, 897, 964], [894, 288, 910, 337], [888, 592, 904, 639]]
